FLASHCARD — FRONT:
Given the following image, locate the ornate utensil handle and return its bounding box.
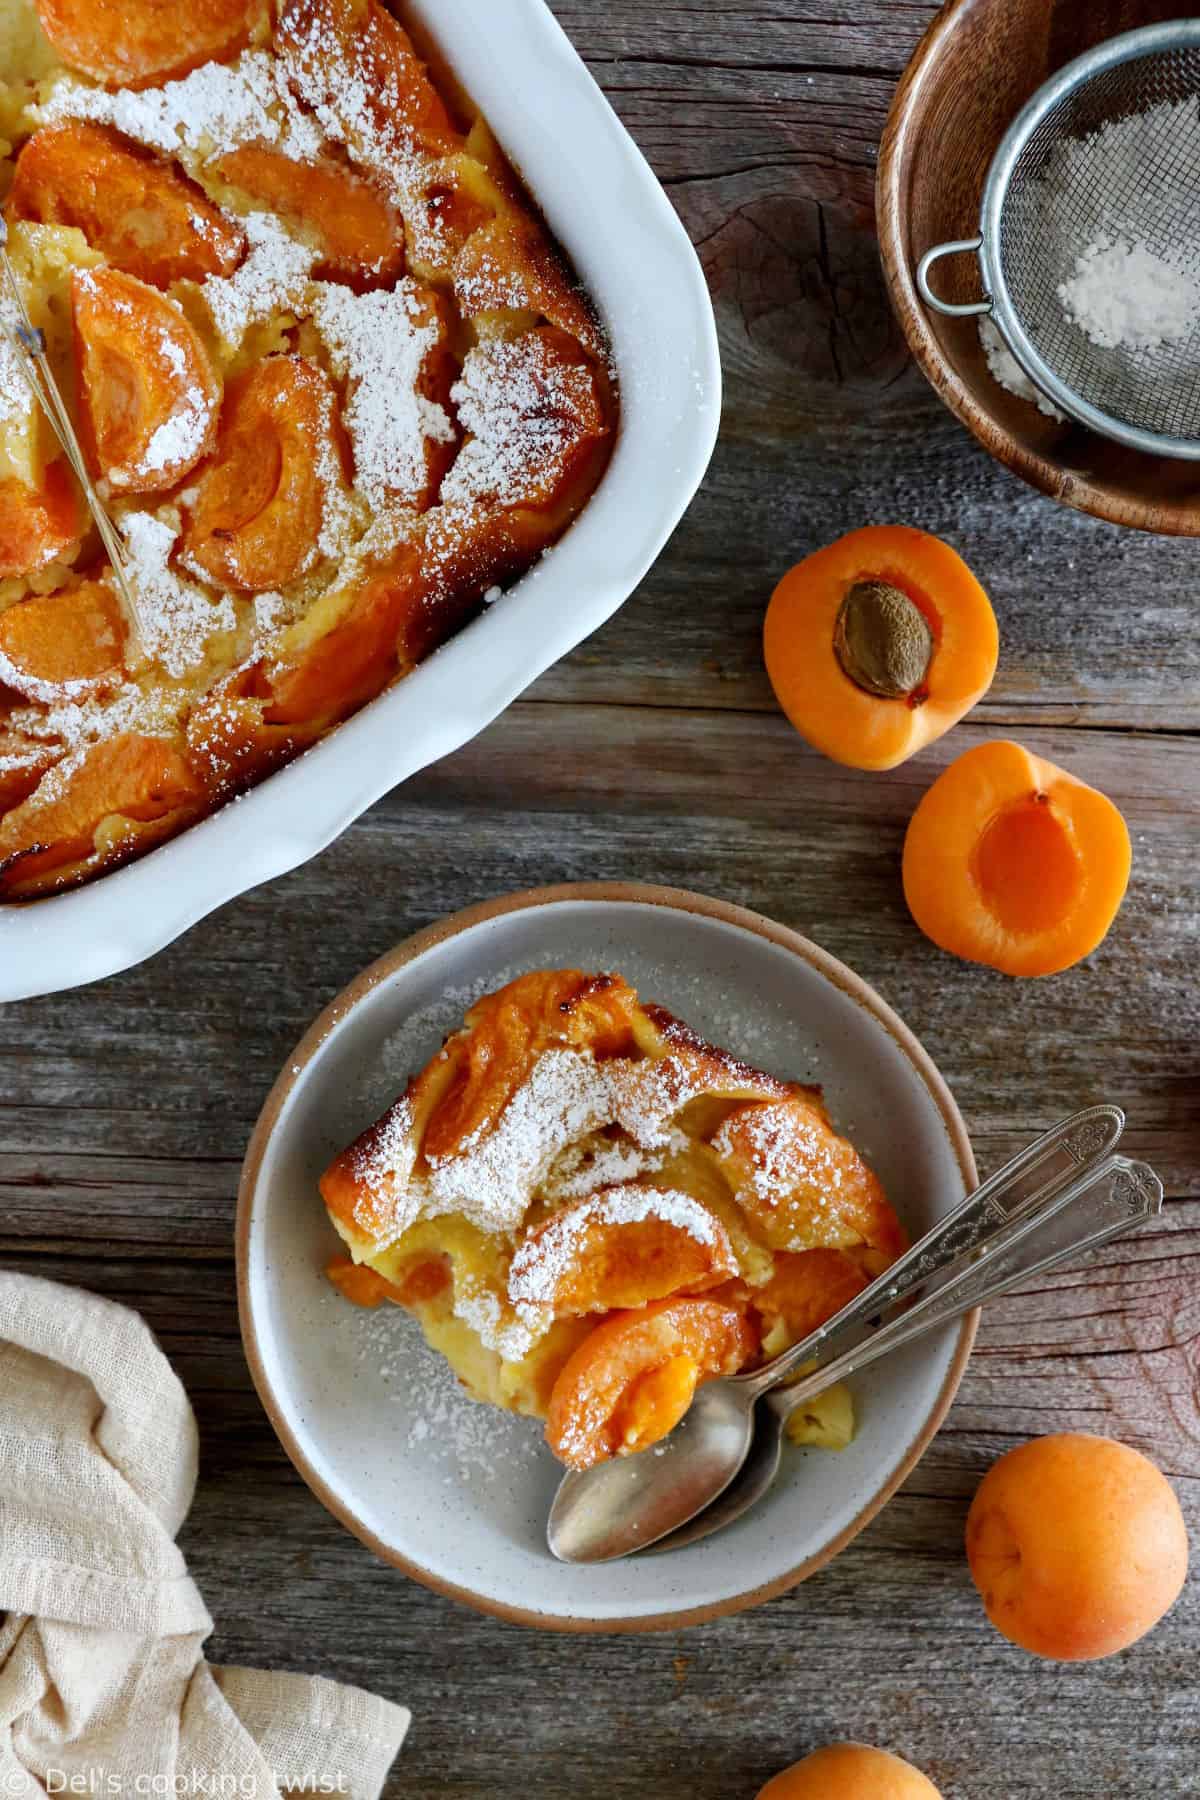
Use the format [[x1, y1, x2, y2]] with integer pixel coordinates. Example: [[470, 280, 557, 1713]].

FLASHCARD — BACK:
[[738, 1104, 1125, 1402], [768, 1153, 1162, 1419]]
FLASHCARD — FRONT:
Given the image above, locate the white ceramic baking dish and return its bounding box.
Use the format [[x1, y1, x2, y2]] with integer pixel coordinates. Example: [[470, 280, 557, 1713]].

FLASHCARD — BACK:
[[0, 0, 720, 1002]]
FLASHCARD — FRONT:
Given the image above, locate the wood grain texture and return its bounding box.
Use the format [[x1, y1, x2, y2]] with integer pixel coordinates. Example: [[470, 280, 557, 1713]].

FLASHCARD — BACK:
[[2, 3, 1199, 1797], [878, 0, 1200, 534]]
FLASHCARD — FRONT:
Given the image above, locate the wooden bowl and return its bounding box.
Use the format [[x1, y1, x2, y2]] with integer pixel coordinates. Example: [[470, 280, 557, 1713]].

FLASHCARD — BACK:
[[878, 0, 1200, 535]]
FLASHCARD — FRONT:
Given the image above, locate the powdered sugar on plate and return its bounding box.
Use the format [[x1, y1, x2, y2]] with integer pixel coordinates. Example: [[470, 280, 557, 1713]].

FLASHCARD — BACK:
[[348, 1294, 541, 1481]]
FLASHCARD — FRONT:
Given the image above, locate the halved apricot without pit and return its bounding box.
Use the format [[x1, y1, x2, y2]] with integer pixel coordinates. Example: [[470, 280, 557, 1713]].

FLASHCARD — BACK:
[[217, 146, 404, 290], [764, 525, 999, 771], [9, 124, 246, 289], [181, 355, 350, 592], [902, 740, 1132, 978], [545, 1295, 758, 1468], [72, 268, 221, 495], [0, 462, 85, 581], [36, 0, 265, 89], [0, 578, 125, 700]]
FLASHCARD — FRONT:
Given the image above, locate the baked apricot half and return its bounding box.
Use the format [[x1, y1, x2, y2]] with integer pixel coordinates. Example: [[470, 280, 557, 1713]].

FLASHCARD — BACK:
[[36, 0, 265, 89], [73, 268, 221, 494], [9, 124, 245, 288], [217, 147, 404, 289], [508, 1189, 737, 1316], [0, 462, 84, 580], [181, 355, 350, 592], [0, 731, 201, 897], [0, 578, 124, 700], [545, 1295, 757, 1468], [903, 740, 1132, 977], [764, 525, 999, 771], [751, 1247, 871, 1343], [277, 0, 459, 160]]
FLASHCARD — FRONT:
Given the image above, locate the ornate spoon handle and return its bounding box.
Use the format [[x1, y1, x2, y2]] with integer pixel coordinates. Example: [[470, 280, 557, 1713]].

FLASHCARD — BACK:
[[738, 1103, 1125, 1402], [768, 1153, 1162, 1417]]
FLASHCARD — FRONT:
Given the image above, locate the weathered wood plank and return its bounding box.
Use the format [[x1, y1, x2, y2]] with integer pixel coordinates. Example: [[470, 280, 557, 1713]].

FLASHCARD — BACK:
[[3, 706, 1196, 1182], [0, 1222, 1196, 1800], [2, 3, 1198, 1797]]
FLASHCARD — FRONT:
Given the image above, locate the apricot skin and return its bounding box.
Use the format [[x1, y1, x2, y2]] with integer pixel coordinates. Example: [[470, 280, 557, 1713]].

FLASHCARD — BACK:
[[756, 1743, 942, 1799], [9, 123, 245, 288], [966, 1433, 1189, 1661]]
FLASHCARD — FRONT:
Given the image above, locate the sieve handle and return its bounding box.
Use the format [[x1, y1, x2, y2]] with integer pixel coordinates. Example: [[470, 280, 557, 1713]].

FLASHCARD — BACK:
[[916, 236, 993, 317]]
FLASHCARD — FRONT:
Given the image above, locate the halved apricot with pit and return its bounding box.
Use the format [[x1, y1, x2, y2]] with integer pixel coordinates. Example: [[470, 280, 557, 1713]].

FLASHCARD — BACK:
[[9, 124, 246, 289], [508, 1187, 737, 1316], [181, 355, 350, 593], [277, 0, 459, 162], [902, 739, 1132, 978], [72, 268, 220, 494], [36, 0, 266, 88], [0, 731, 202, 896], [764, 525, 999, 771], [713, 1092, 906, 1259], [545, 1295, 758, 1468], [217, 146, 403, 289], [0, 578, 124, 700], [0, 462, 85, 580]]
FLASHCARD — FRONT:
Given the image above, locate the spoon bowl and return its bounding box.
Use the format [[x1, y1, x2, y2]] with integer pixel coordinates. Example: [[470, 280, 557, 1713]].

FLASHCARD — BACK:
[[547, 1376, 757, 1562], [548, 1107, 1140, 1566]]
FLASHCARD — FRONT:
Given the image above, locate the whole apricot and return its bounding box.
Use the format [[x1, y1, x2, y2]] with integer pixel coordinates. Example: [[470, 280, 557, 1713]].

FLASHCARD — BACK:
[[966, 1432, 1189, 1661], [756, 1743, 942, 1799]]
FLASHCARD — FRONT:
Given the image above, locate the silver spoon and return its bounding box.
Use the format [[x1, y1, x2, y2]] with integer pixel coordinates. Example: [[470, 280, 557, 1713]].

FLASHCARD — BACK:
[[647, 1149, 1162, 1554], [547, 1104, 1128, 1563]]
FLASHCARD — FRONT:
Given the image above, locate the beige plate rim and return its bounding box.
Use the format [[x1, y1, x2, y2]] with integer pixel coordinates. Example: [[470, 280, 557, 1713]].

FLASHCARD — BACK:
[[236, 881, 979, 1633]]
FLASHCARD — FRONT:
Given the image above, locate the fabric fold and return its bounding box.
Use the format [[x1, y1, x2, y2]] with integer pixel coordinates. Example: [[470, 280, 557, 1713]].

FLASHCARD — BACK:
[[0, 1272, 408, 1800]]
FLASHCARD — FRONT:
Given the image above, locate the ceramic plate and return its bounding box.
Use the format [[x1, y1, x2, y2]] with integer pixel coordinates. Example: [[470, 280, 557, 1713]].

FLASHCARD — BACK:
[[237, 885, 977, 1631]]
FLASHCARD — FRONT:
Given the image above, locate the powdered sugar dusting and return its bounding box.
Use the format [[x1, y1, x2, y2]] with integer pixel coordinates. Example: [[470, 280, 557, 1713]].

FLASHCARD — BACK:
[[346, 1046, 740, 1252], [347, 1293, 541, 1480], [713, 1101, 850, 1242], [201, 211, 315, 347], [311, 280, 454, 508], [441, 335, 595, 508], [36, 50, 326, 162], [508, 1185, 722, 1310], [119, 511, 236, 677]]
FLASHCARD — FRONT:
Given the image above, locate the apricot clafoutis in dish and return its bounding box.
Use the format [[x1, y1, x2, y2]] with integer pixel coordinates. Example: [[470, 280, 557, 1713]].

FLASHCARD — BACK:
[[0, 0, 616, 898], [321, 970, 907, 1469]]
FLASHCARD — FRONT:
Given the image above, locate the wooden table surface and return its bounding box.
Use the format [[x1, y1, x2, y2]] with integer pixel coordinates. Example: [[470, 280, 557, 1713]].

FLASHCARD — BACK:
[[3, 4, 1199, 1797]]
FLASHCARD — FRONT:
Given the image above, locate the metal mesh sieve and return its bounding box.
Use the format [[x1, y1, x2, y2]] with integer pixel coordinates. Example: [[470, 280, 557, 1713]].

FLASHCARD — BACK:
[[917, 22, 1200, 459]]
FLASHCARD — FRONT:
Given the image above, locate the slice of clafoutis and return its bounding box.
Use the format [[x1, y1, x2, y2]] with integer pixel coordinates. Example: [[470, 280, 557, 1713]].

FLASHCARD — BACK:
[[316, 970, 906, 1469]]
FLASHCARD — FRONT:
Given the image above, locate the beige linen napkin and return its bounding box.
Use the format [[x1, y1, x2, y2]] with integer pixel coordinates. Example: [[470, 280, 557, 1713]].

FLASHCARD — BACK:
[[0, 1272, 409, 1800]]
